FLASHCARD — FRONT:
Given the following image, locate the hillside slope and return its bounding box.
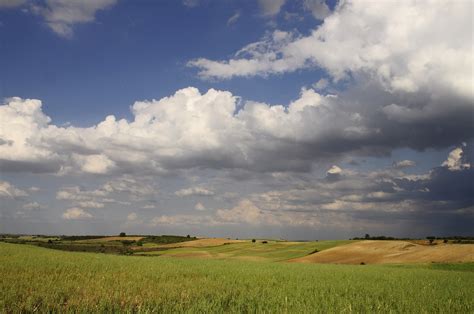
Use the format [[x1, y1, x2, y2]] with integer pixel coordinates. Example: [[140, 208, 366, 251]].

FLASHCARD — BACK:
[[289, 240, 474, 264]]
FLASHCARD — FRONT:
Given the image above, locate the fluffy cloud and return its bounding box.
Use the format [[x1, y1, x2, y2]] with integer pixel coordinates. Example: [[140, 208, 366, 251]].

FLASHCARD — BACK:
[[62, 207, 93, 220], [55, 176, 155, 213], [442, 147, 470, 171], [102, 176, 156, 197], [392, 160, 416, 169], [0, 180, 28, 199], [30, 0, 117, 38], [78, 201, 104, 209], [216, 199, 276, 225], [1, 81, 472, 177], [175, 187, 215, 197], [327, 165, 342, 175], [56, 186, 106, 201], [74, 154, 116, 174], [247, 154, 473, 232], [127, 212, 137, 221], [0, 1, 472, 185], [189, 0, 473, 99], [186, 1, 473, 158], [0, 97, 60, 173], [150, 214, 209, 226], [149, 199, 320, 227], [22, 202, 41, 210]]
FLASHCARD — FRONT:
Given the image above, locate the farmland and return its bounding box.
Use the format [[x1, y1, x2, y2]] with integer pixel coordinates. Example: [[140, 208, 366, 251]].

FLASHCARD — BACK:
[[1, 241, 473, 312]]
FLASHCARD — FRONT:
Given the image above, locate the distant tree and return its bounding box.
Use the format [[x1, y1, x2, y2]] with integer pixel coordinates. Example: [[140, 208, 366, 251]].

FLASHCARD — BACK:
[[262, 241, 268, 244], [186, 234, 191, 238], [426, 236, 435, 245], [47, 239, 53, 244], [365, 234, 370, 239], [119, 232, 126, 237], [252, 239, 256, 243], [443, 239, 448, 244]]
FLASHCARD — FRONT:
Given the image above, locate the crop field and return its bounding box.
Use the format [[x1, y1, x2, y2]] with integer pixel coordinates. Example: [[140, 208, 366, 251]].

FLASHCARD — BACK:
[[137, 240, 353, 262], [1, 242, 473, 312]]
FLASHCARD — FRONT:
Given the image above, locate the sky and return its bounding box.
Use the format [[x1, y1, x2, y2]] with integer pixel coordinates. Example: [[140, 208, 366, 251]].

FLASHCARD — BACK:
[[0, 0, 473, 239]]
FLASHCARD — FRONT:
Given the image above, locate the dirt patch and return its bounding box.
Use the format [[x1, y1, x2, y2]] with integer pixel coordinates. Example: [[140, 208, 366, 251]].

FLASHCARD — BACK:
[[288, 240, 474, 264]]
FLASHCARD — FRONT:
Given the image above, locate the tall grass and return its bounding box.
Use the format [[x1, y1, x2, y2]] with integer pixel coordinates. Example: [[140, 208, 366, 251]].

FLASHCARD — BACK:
[[1, 242, 472, 312]]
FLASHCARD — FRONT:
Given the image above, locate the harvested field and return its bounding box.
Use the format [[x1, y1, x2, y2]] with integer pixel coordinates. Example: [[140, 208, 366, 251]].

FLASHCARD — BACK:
[[290, 240, 474, 264]]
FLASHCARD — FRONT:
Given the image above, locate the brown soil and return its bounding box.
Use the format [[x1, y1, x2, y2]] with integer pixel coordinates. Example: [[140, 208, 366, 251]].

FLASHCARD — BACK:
[[289, 240, 474, 264]]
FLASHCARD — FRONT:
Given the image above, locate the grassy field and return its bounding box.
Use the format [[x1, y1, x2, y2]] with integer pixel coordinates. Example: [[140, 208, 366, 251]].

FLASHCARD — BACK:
[[1, 242, 473, 312], [0, 234, 198, 255], [137, 240, 353, 262]]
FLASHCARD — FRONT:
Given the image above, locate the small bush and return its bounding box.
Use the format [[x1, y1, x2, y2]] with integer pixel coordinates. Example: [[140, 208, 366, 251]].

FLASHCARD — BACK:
[[119, 232, 126, 237], [360, 262, 366, 265], [252, 239, 256, 243], [262, 241, 268, 244]]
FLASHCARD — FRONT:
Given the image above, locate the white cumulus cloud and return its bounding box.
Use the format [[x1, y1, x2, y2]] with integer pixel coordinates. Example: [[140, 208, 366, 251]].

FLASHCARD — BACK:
[[442, 147, 470, 171], [189, 0, 473, 100], [62, 207, 93, 220], [0, 180, 28, 199]]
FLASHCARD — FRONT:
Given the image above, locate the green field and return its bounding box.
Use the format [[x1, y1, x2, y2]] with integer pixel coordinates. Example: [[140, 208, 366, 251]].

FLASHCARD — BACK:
[[1, 242, 473, 312], [137, 240, 353, 262]]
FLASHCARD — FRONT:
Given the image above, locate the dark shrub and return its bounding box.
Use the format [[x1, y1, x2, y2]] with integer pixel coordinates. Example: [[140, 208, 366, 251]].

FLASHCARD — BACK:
[[360, 262, 366, 265], [262, 241, 268, 244], [252, 239, 256, 243], [119, 232, 126, 237]]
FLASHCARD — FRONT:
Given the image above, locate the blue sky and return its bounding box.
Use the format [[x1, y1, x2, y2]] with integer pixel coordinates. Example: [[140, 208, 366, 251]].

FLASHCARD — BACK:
[[0, 0, 329, 125], [0, 0, 472, 238]]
